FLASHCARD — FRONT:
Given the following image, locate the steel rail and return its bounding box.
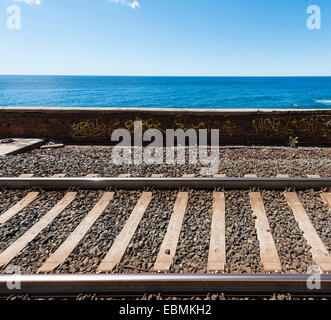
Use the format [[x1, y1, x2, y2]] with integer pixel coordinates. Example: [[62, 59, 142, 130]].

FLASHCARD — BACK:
[[0, 274, 330, 295], [0, 177, 330, 190]]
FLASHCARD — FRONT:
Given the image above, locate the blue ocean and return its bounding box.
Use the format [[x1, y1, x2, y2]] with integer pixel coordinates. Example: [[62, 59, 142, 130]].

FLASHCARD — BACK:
[[0, 76, 331, 109]]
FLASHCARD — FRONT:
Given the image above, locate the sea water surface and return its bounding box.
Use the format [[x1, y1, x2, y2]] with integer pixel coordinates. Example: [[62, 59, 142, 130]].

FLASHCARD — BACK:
[[0, 75, 331, 109]]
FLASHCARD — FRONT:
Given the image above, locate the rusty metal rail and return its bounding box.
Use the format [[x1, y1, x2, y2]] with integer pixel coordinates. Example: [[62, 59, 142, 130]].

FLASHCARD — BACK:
[[0, 177, 330, 190]]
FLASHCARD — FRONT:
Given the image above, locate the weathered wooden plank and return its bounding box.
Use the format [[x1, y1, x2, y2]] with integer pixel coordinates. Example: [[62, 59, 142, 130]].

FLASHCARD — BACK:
[[52, 174, 66, 178], [97, 192, 152, 272], [307, 175, 321, 179], [249, 192, 282, 272], [285, 192, 331, 272], [0, 192, 77, 267], [40, 144, 64, 149], [0, 192, 39, 225], [0, 139, 45, 156], [245, 174, 258, 178], [276, 174, 289, 178], [38, 192, 114, 272], [208, 192, 226, 271], [153, 192, 188, 271]]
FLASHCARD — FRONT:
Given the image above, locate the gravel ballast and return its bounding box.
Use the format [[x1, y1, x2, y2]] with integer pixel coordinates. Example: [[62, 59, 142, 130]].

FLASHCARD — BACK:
[[169, 190, 213, 274], [57, 191, 141, 274], [261, 190, 313, 273], [5, 191, 102, 274], [224, 190, 263, 273], [113, 190, 178, 274], [0, 190, 28, 216], [0, 145, 329, 275], [0, 191, 65, 255], [297, 190, 331, 253], [0, 188, 329, 274], [0, 145, 329, 178]]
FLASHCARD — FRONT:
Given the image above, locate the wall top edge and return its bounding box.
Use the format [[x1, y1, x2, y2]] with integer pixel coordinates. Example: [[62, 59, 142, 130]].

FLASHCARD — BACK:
[[0, 106, 330, 114]]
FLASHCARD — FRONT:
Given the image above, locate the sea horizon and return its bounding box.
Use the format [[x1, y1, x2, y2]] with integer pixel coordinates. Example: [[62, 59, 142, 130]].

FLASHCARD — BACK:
[[1, 75, 331, 110], [2, 74, 331, 77]]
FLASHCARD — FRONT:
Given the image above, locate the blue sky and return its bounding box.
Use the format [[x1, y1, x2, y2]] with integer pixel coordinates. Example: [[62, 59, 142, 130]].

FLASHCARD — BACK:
[[0, 0, 330, 76]]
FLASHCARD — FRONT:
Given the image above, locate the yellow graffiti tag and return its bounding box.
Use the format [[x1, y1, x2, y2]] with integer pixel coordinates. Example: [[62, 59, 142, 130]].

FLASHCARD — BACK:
[[174, 116, 238, 136], [124, 117, 165, 134], [71, 119, 107, 138], [252, 116, 331, 137], [220, 120, 238, 136]]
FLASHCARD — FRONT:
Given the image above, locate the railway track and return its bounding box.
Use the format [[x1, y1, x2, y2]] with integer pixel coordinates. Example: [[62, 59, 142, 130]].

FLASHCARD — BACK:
[[0, 173, 330, 297], [1, 176, 330, 190]]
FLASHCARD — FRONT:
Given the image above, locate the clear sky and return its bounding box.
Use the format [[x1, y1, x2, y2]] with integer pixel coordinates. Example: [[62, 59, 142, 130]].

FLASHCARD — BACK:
[[0, 0, 330, 76]]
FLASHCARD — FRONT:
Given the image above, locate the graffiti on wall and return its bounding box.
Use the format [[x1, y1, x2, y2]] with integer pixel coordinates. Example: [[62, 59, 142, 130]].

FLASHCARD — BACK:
[[174, 116, 239, 136], [251, 116, 331, 138], [70, 115, 330, 141], [71, 119, 106, 138], [71, 119, 121, 138], [124, 117, 166, 134], [70, 116, 240, 139]]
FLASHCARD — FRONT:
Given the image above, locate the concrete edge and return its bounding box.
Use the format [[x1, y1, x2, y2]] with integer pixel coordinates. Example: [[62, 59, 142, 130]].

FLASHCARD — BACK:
[[1, 106, 331, 115], [4, 139, 46, 156]]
